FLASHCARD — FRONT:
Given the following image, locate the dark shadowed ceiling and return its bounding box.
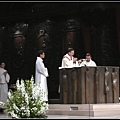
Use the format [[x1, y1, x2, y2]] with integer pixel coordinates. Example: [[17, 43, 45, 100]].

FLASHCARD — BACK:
[[0, 2, 120, 25]]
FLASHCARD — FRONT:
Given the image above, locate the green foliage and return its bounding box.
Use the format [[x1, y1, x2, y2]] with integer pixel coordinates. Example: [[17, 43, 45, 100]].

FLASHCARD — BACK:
[[0, 76, 49, 118]]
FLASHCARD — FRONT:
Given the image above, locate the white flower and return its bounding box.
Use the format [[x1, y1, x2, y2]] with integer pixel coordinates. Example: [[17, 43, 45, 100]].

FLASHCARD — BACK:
[[32, 85, 41, 99], [25, 109, 30, 117], [21, 107, 25, 110], [3, 76, 49, 118], [25, 93, 29, 105], [31, 75, 34, 81], [16, 79, 20, 91], [32, 107, 37, 111], [9, 110, 19, 118], [13, 103, 20, 112], [8, 91, 12, 97], [37, 110, 42, 115]]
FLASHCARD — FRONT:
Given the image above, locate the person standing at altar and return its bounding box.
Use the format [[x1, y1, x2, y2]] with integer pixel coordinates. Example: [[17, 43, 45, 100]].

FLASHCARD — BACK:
[[80, 53, 97, 67], [61, 47, 78, 68], [0, 62, 10, 106], [58, 48, 78, 93], [35, 50, 49, 102]]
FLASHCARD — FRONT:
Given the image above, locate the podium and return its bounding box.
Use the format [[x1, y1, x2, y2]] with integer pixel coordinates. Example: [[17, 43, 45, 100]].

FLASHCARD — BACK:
[[59, 66, 119, 104]]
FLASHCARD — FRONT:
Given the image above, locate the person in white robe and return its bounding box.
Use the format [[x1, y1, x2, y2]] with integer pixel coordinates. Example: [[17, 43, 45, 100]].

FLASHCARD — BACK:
[[61, 48, 78, 68], [59, 48, 78, 92], [80, 53, 97, 67], [35, 50, 49, 102], [0, 62, 10, 108]]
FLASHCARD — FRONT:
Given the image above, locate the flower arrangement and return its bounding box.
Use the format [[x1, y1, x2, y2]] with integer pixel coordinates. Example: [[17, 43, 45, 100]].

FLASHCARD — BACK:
[[0, 76, 49, 119]]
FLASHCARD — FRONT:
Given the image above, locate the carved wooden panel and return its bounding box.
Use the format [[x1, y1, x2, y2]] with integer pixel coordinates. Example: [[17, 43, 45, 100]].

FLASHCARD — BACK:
[[89, 8, 119, 66], [60, 66, 119, 104]]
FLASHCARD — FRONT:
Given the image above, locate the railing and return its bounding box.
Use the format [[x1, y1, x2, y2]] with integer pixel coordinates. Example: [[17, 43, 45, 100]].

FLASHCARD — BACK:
[[59, 66, 119, 104]]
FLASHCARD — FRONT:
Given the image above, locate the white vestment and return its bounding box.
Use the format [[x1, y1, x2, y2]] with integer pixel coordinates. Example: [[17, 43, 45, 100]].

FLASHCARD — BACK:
[[61, 54, 74, 68], [0, 68, 10, 106], [80, 59, 97, 67], [58, 54, 74, 93], [35, 57, 49, 101]]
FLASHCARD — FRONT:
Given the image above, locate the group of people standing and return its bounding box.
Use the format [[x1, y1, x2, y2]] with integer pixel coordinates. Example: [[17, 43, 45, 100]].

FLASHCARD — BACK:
[[35, 47, 97, 102], [61, 47, 96, 68], [0, 50, 49, 107], [0, 47, 97, 105]]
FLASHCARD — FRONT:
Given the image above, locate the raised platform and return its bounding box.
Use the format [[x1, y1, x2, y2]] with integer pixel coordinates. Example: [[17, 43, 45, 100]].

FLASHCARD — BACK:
[[47, 103, 120, 117]]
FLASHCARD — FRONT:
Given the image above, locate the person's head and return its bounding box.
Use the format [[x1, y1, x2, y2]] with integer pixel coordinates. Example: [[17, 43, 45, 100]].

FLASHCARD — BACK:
[[85, 53, 92, 62], [0, 62, 5, 68], [37, 50, 45, 59], [67, 48, 75, 57]]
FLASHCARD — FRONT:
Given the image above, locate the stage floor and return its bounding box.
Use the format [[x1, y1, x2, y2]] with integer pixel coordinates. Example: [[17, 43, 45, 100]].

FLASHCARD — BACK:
[[47, 103, 120, 117]]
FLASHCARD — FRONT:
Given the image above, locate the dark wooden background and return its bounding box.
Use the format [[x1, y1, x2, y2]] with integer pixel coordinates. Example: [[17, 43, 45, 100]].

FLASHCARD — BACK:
[[60, 66, 119, 104], [0, 3, 119, 99]]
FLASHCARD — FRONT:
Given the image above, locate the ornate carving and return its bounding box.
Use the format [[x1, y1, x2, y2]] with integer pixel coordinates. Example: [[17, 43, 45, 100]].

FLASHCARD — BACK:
[[37, 29, 50, 51], [13, 30, 25, 49], [35, 21, 52, 57], [11, 23, 28, 68], [89, 8, 119, 66], [104, 67, 110, 93], [62, 19, 81, 57], [112, 68, 118, 91], [95, 67, 99, 103], [62, 19, 80, 32], [35, 20, 52, 51]]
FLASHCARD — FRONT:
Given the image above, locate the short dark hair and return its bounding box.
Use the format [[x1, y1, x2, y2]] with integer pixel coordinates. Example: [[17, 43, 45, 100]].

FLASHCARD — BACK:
[[86, 53, 91, 56], [37, 50, 45, 57], [0, 61, 5, 65], [67, 48, 74, 53]]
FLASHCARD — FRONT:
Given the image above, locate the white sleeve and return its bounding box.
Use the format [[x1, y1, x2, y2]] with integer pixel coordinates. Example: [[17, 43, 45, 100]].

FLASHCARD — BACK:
[[5, 73, 10, 83], [93, 61, 97, 67], [36, 60, 49, 77], [62, 58, 73, 68], [80, 61, 86, 67], [0, 74, 2, 82]]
